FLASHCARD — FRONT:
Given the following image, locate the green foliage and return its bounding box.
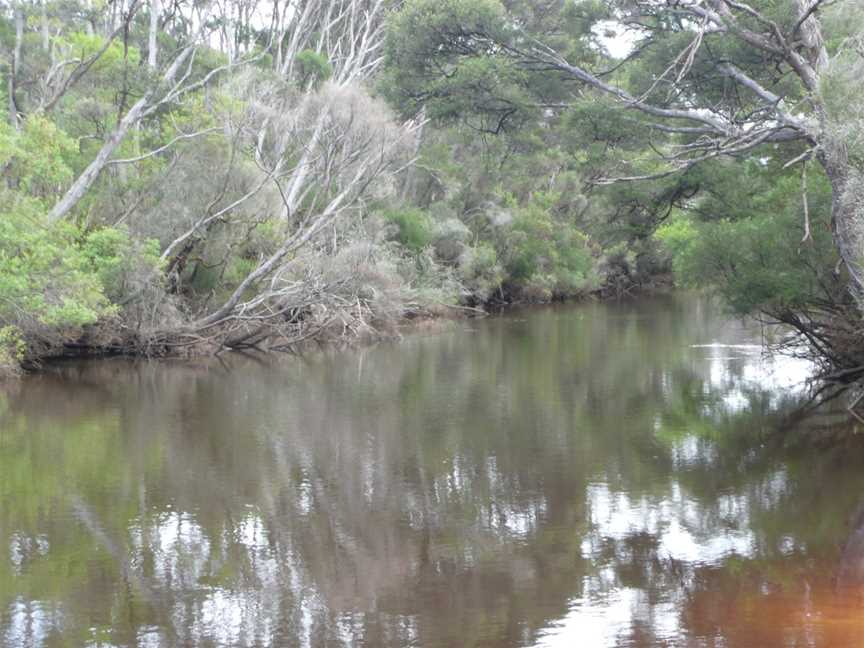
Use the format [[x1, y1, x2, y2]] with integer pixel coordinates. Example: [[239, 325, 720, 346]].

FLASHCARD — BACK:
[[380, 174, 599, 302], [0, 194, 114, 331], [379, 0, 861, 317], [294, 49, 333, 87], [0, 327, 25, 360], [81, 227, 163, 302], [656, 165, 837, 314], [63, 31, 140, 70], [0, 116, 77, 198], [0, 190, 166, 367], [459, 242, 504, 302], [395, 113, 607, 302], [422, 54, 534, 132], [499, 194, 598, 300], [384, 0, 506, 67], [382, 0, 532, 130], [384, 207, 435, 252], [222, 256, 258, 287], [0, 326, 26, 378]]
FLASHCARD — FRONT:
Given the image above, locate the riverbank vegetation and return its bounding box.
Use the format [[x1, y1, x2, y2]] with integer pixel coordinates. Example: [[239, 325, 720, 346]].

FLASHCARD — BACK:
[[0, 0, 862, 379]]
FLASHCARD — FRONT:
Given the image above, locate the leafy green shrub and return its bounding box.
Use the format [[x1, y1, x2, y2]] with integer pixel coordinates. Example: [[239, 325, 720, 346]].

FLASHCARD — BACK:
[[656, 170, 836, 314], [497, 197, 597, 300], [221, 257, 258, 289], [0, 193, 114, 332], [63, 31, 140, 71], [295, 49, 333, 87], [383, 207, 434, 252], [382, 0, 512, 122], [458, 242, 504, 302], [82, 227, 163, 302], [0, 116, 77, 199], [0, 326, 26, 378], [503, 204, 554, 281]]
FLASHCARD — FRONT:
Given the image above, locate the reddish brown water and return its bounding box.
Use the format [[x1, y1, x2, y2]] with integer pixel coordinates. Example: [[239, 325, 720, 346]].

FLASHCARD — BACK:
[[3, 295, 864, 647]]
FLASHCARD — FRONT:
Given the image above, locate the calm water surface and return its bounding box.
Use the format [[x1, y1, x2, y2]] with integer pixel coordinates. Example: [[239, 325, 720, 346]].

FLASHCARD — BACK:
[[4, 295, 864, 647]]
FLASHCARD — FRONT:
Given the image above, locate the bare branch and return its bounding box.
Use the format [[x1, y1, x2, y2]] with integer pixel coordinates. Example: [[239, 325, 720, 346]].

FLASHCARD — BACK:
[[520, 42, 733, 133], [593, 126, 783, 184], [40, 4, 139, 113], [107, 127, 221, 165], [800, 160, 811, 244]]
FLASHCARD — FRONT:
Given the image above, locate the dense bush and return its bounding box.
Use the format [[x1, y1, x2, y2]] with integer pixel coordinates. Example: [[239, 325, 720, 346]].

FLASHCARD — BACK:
[[656, 163, 837, 314], [499, 198, 598, 300], [0, 197, 112, 349], [295, 49, 333, 87], [458, 243, 505, 303], [383, 207, 435, 252]]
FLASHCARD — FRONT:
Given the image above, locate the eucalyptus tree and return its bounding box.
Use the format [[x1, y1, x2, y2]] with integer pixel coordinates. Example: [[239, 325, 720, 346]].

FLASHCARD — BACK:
[[45, 3, 275, 223], [6, 0, 395, 226], [172, 80, 423, 347], [273, 0, 390, 84], [0, 0, 429, 366]]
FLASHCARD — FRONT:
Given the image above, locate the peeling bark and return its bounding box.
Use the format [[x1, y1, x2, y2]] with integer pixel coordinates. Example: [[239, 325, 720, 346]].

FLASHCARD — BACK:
[[820, 143, 864, 303]]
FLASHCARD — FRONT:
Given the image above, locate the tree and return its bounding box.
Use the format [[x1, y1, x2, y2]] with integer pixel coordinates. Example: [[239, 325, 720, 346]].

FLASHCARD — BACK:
[[272, 0, 390, 84], [45, 3, 272, 224], [176, 80, 422, 343], [383, 0, 864, 302], [0, 0, 439, 368]]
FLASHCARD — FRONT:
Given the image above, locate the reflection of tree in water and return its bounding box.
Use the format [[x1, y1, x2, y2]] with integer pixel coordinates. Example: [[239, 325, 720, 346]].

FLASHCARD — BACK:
[[4, 296, 864, 647]]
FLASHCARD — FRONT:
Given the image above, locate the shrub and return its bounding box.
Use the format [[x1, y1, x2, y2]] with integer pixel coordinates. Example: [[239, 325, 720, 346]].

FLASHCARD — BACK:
[[0, 116, 77, 199], [82, 227, 163, 302], [497, 198, 597, 300], [295, 49, 333, 87], [458, 242, 504, 302], [0, 193, 113, 333], [431, 217, 471, 262], [0, 326, 26, 379], [655, 169, 836, 314], [383, 207, 434, 252]]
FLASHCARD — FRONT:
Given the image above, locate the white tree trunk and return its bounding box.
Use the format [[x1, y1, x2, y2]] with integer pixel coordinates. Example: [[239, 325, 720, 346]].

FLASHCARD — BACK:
[[9, 4, 23, 127], [40, 0, 49, 51], [47, 42, 198, 223], [148, 0, 160, 69], [820, 143, 864, 303], [47, 95, 151, 223]]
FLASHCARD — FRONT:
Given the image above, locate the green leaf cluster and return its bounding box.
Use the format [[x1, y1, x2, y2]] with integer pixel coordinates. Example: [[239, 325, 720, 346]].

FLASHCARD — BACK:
[[384, 207, 435, 252], [295, 49, 333, 87], [0, 195, 112, 330], [656, 162, 837, 314]]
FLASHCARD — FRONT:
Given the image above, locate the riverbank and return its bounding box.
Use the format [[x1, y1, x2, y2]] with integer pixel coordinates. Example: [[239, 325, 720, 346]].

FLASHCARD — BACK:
[[5, 282, 666, 381], [2, 263, 680, 382]]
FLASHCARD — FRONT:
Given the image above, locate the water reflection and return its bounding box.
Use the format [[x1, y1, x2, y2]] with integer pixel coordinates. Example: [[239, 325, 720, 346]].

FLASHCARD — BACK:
[[2, 295, 864, 647]]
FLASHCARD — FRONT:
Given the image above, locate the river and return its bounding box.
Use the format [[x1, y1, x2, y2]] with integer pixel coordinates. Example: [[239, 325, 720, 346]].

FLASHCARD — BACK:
[[3, 295, 864, 647]]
